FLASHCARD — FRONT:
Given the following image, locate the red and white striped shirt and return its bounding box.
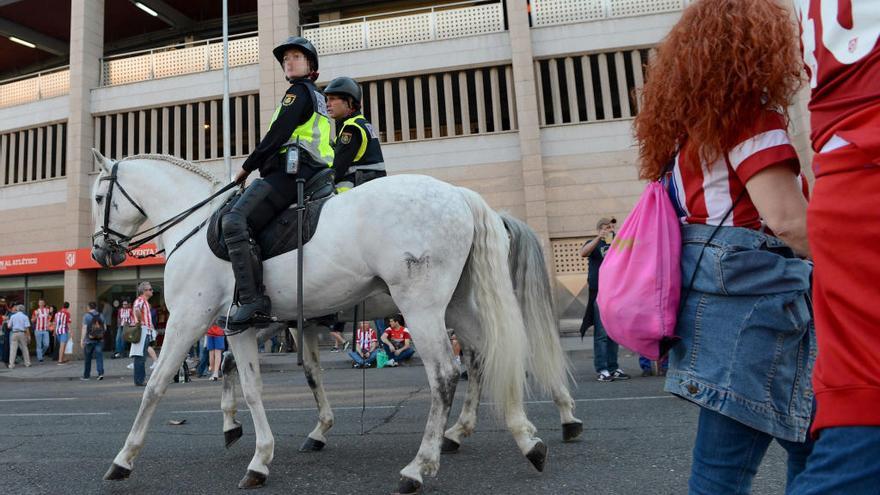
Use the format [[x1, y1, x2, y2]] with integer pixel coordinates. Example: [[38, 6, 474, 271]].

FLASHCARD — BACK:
[[32, 307, 51, 331], [54, 309, 71, 335], [356, 327, 377, 351], [117, 307, 134, 326], [133, 295, 153, 329], [667, 110, 807, 230]]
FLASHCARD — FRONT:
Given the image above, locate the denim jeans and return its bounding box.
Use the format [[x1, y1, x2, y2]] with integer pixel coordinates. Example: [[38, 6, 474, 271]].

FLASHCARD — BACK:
[[197, 342, 210, 377], [115, 327, 125, 355], [592, 304, 619, 373], [83, 341, 104, 378], [689, 407, 812, 495], [787, 427, 880, 494], [348, 349, 378, 366], [381, 343, 414, 362], [35, 330, 50, 361], [133, 355, 146, 385]]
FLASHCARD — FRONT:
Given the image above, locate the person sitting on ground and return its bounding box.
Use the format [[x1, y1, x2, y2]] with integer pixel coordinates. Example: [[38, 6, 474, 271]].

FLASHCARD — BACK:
[[348, 321, 378, 368], [380, 315, 414, 367], [449, 330, 467, 380]]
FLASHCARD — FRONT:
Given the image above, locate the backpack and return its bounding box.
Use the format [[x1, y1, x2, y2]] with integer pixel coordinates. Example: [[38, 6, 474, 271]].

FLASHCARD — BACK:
[[597, 182, 682, 360], [87, 312, 106, 340]]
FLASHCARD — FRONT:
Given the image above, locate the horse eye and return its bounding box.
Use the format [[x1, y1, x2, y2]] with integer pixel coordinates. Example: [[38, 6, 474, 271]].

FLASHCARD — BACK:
[[95, 195, 103, 204]]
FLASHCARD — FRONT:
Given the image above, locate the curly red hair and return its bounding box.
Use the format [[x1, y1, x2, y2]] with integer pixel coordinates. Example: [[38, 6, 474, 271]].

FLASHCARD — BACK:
[[633, 0, 803, 180]]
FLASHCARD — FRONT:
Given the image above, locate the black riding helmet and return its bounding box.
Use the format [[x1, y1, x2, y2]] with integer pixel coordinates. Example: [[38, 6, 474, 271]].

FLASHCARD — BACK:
[[324, 76, 362, 102], [273, 36, 319, 71]]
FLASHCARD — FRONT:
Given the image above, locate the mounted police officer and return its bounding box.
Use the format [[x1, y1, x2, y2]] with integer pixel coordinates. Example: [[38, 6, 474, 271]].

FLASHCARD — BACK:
[[223, 36, 334, 328], [324, 77, 386, 192]]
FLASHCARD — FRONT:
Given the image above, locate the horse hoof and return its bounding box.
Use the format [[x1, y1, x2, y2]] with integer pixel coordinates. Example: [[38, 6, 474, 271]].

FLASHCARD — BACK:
[[562, 421, 583, 442], [525, 441, 548, 472], [225, 421, 243, 449], [238, 470, 267, 489], [299, 437, 325, 452], [440, 436, 460, 454], [395, 476, 422, 494], [103, 463, 132, 481]]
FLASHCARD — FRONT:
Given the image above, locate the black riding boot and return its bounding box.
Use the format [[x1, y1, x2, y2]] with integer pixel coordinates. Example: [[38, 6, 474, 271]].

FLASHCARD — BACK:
[[221, 180, 279, 327]]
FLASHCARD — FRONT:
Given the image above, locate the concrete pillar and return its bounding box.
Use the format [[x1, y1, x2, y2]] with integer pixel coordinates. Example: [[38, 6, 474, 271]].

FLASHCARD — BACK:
[[65, 0, 104, 355], [505, 0, 553, 267], [258, 0, 300, 133]]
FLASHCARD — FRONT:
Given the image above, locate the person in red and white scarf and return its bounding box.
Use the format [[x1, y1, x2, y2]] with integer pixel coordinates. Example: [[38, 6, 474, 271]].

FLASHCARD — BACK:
[[347, 321, 378, 368], [114, 300, 135, 358], [54, 302, 72, 364], [31, 299, 52, 362]]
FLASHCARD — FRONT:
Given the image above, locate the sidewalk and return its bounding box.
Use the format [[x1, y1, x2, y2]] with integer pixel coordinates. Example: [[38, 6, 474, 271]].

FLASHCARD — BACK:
[[0, 334, 595, 383]]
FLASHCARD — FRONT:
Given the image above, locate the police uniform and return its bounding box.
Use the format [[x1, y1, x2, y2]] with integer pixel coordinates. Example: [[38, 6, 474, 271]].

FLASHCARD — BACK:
[[333, 112, 385, 192], [221, 37, 332, 327]]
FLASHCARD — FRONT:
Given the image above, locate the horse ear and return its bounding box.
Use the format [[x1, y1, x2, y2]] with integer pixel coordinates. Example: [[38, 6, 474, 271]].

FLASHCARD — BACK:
[[91, 148, 111, 173]]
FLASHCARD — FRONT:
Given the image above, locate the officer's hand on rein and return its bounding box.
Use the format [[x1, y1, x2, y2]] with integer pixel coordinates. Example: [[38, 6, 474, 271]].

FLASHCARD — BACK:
[[234, 168, 251, 185]]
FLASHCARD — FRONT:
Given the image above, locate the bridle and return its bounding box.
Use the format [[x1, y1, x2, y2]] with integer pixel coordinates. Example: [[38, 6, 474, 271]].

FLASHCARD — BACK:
[[92, 162, 237, 261]]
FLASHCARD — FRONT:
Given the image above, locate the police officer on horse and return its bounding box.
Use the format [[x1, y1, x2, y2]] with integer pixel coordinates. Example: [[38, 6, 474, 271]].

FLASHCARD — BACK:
[[223, 36, 334, 328], [324, 77, 386, 192]]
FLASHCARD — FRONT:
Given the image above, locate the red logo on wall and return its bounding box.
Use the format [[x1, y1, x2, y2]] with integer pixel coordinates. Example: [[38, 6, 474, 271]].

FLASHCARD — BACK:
[[0, 245, 164, 276], [65, 251, 77, 268]]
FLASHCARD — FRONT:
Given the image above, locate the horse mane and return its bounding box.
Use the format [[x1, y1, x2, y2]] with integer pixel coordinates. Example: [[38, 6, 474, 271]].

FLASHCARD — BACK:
[[121, 153, 222, 186]]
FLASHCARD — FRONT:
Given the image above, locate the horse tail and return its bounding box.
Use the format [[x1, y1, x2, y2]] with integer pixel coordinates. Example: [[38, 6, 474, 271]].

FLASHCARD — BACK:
[[499, 212, 573, 397], [458, 188, 530, 416]]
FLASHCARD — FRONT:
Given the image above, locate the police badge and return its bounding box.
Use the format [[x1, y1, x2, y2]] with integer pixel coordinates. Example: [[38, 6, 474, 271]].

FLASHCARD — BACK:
[[340, 132, 352, 145], [282, 94, 296, 106]]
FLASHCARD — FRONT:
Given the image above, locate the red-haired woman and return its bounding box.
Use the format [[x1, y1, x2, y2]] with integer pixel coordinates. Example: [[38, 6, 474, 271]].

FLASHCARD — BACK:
[[633, 1, 815, 493]]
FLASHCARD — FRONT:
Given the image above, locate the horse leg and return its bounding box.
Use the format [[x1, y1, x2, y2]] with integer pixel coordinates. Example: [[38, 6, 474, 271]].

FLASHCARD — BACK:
[[225, 332, 274, 489], [220, 351, 243, 448], [394, 308, 459, 495], [299, 323, 334, 452], [442, 349, 481, 454], [104, 317, 203, 480], [552, 381, 583, 442]]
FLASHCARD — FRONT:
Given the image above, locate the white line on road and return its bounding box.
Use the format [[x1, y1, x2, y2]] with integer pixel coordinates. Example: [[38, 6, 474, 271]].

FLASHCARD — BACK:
[[0, 398, 77, 402], [0, 412, 110, 417]]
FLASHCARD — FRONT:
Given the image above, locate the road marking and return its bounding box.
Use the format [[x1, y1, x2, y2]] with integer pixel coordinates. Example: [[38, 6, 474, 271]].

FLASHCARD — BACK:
[[0, 397, 77, 402], [171, 405, 401, 414], [543, 395, 674, 404], [0, 412, 110, 417]]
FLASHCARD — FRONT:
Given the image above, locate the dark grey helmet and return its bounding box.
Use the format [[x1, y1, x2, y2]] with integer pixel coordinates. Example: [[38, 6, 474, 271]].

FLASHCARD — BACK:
[[324, 76, 362, 102], [272, 36, 319, 70]]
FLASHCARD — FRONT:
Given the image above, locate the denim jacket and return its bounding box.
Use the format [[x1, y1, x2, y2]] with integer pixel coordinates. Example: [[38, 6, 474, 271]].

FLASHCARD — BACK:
[[664, 224, 815, 442]]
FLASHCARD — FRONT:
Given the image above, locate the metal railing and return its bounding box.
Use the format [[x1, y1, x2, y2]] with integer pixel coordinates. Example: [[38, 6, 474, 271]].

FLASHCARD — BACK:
[[301, 0, 505, 56], [530, 0, 689, 27], [0, 67, 70, 109], [100, 31, 259, 87]]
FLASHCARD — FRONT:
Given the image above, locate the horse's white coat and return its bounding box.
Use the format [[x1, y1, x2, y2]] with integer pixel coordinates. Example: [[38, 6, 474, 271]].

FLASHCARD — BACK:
[[91, 152, 543, 489]]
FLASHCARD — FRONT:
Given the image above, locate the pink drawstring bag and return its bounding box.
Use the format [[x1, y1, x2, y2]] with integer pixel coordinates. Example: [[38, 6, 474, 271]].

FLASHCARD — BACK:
[[597, 182, 681, 360]]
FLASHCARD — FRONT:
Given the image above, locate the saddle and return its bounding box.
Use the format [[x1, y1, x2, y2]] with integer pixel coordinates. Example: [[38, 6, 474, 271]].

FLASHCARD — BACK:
[[207, 168, 335, 261]]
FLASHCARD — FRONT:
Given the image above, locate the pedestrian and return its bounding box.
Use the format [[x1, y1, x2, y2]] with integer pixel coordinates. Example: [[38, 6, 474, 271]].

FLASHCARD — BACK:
[[206, 324, 226, 380], [80, 301, 105, 380], [7, 304, 31, 368], [31, 298, 51, 362], [114, 299, 133, 358], [130, 281, 155, 386], [787, 1, 880, 493], [579, 217, 630, 382], [328, 320, 349, 352], [1, 297, 13, 366], [633, 1, 814, 493], [55, 302, 72, 365]]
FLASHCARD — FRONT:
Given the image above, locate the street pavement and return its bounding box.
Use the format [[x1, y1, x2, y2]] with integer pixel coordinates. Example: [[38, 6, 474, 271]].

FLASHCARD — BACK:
[[0, 336, 790, 494]]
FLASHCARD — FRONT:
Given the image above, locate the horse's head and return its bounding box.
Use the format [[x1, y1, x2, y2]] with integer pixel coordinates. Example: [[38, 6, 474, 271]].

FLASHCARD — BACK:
[[90, 149, 148, 268]]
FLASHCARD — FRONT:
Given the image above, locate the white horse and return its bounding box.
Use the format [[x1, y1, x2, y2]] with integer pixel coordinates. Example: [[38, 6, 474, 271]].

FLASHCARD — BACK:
[[221, 212, 584, 455], [91, 151, 548, 493]]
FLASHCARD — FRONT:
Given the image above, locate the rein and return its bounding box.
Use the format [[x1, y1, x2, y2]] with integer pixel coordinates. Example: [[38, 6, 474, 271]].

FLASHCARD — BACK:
[[93, 162, 238, 259]]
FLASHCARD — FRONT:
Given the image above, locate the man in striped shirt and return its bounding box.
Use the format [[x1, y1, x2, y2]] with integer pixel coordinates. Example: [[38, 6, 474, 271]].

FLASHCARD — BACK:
[[348, 321, 378, 368], [114, 300, 134, 358], [31, 299, 51, 362], [55, 302, 72, 364]]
